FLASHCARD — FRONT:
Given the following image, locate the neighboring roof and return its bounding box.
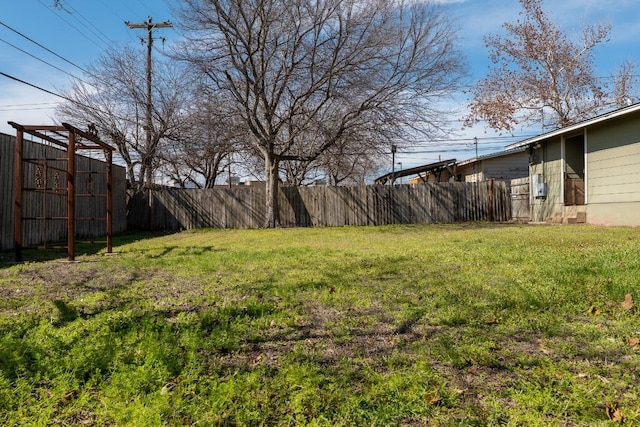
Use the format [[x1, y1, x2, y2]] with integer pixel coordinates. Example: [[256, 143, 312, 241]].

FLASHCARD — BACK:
[[505, 102, 640, 150], [457, 146, 527, 167], [374, 158, 456, 185]]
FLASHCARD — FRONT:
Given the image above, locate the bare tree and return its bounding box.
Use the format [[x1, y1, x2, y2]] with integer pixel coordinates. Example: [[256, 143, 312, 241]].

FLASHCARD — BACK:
[[279, 132, 386, 186], [176, 0, 465, 227], [466, 0, 636, 132], [320, 141, 385, 186], [57, 46, 190, 192], [613, 59, 638, 108], [160, 90, 239, 188]]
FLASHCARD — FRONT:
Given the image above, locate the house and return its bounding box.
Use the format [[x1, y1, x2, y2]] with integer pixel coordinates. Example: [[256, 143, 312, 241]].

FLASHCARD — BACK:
[[505, 103, 640, 226], [397, 149, 528, 185], [455, 147, 529, 183]]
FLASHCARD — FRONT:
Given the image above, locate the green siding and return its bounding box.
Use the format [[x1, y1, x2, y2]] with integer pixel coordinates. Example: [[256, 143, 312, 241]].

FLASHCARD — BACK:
[[587, 114, 640, 204], [530, 137, 564, 221]]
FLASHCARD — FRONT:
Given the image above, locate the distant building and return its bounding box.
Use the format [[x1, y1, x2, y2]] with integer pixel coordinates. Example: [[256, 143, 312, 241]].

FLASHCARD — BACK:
[[455, 148, 529, 183]]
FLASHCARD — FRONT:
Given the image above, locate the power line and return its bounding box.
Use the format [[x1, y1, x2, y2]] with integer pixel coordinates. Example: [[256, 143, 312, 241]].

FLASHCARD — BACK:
[[132, 0, 159, 16], [94, 0, 139, 43], [53, 0, 115, 46], [0, 71, 71, 101], [0, 20, 88, 74], [0, 102, 58, 108], [0, 101, 59, 112], [0, 105, 57, 112], [114, 0, 144, 17], [0, 36, 90, 86], [36, 0, 107, 49], [0, 67, 530, 151], [0, 71, 137, 128]]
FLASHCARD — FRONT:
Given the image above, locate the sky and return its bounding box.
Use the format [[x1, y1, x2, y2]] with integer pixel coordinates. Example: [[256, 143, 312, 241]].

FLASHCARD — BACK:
[[1, 0, 639, 172]]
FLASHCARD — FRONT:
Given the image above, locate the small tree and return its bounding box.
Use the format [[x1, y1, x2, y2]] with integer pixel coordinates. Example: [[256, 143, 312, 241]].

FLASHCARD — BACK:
[[176, 0, 465, 227], [466, 0, 636, 132]]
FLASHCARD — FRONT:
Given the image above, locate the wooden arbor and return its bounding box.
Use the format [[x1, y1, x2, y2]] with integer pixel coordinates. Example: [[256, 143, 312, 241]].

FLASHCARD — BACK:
[[10, 122, 115, 262]]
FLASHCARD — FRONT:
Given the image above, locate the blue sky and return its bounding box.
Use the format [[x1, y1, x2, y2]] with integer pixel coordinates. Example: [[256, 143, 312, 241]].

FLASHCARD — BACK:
[[1, 0, 638, 169]]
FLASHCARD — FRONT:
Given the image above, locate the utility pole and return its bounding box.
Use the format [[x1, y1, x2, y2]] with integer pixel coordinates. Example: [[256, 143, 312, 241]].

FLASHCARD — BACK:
[[474, 136, 478, 159], [126, 17, 171, 232], [391, 144, 397, 185], [125, 17, 172, 188]]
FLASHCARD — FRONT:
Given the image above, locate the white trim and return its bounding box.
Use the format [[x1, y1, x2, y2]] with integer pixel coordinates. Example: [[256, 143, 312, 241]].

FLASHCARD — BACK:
[[529, 162, 533, 208], [584, 128, 588, 205], [505, 103, 640, 150], [457, 146, 527, 167], [560, 135, 565, 206]]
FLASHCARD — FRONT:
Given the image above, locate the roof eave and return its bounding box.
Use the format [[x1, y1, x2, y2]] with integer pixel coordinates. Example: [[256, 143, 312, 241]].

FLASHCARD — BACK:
[[457, 146, 527, 167], [505, 102, 640, 150]]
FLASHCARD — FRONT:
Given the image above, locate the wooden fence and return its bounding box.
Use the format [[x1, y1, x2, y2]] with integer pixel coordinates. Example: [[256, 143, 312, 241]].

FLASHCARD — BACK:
[[510, 177, 531, 221], [0, 132, 128, 251], [128, 180, 512, 230]]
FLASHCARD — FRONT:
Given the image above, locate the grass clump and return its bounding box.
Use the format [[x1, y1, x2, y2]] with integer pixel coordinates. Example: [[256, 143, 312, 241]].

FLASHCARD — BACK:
[[1, 224, 639, 425]]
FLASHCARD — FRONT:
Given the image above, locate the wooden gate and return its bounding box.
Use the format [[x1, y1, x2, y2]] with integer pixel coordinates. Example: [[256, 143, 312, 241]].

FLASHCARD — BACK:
[[510, 177, 530, 221]]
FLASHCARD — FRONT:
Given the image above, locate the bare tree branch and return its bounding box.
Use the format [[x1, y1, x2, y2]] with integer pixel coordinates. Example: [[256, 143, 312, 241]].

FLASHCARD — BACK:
[[465, 0, 635, 133], [176, 0, 465, 227]]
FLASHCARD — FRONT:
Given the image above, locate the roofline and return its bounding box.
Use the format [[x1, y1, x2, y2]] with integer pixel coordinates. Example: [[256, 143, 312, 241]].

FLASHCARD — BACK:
[[374, 158, 456, 185], [457, 146, 527, 167], [505, 102, 640, 150]]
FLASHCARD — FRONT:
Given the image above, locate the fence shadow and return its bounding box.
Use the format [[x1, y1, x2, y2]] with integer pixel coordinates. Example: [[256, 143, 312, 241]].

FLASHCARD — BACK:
[[127, 182, 513, 231]]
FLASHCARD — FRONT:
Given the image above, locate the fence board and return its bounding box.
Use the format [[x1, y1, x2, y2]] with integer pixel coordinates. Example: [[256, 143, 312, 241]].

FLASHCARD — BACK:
[[127, 180, 513, 231]]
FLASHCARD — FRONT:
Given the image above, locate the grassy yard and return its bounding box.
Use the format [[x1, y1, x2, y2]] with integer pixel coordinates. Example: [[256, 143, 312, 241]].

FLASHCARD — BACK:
[[0, 224, 639, 426]]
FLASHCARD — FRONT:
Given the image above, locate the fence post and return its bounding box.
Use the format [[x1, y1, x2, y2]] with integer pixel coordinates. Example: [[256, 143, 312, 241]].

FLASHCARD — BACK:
[[488, 179, 495, 222], [148, 188, 154, 231]]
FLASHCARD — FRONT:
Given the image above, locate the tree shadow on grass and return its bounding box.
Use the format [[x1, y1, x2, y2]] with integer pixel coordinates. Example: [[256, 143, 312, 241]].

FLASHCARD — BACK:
[[53, 300, 81, 326]]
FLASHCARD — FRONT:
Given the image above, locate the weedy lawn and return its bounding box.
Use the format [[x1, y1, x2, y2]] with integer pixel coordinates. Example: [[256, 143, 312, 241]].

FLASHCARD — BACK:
[[0, 224, 639, 426]]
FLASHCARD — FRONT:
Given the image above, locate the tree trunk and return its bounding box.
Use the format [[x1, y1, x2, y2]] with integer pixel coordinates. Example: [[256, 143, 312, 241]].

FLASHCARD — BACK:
[[264, 154, 280, 228], [144, 157, 153, 188]]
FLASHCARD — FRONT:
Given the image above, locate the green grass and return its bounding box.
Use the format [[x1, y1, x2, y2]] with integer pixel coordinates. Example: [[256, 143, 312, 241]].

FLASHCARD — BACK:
[[1, 224, 639, 426]]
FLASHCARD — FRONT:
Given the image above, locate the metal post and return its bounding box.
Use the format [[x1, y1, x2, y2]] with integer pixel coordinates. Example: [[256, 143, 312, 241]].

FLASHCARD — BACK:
[[106, 150, 113, 253], [67, 132, 76, 261], [14, 129, 23, 262]]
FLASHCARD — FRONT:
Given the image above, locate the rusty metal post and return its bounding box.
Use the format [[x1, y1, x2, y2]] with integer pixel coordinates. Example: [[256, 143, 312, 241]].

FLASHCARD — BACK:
[[106, 149, 113, 253], [67, 132, 76, 261], [14, 129, 24, 262]]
